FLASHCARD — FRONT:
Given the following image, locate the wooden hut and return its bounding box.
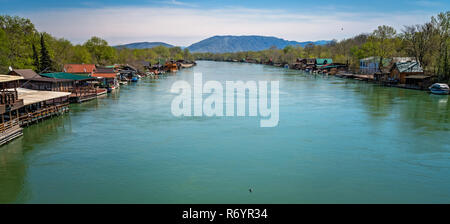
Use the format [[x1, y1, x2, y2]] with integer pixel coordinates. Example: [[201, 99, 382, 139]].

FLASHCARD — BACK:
[[316, 58, 333, 67], [40, 73, 99, 103], [389, 61, 424, 84], [0, 75, 25, 146], [305, 59, 316, 70], [0, 74, 72, 146], [92, 67, 119, 91], [292, 58, 306, 70], [8, 69, 74, 92]]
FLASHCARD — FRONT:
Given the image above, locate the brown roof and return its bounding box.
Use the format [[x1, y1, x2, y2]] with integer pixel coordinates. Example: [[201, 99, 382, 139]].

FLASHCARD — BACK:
[[8, 69, 72, 83], [9, 69, 40, 79], [64, 64, 96, 73], [95, 67, 116, 73]]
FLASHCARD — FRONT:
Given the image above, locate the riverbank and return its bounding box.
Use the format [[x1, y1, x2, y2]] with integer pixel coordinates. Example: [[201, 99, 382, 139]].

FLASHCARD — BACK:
[[201, 59, 442, 92], [0, 61, 197, 147], [1, 61, 448, 203]]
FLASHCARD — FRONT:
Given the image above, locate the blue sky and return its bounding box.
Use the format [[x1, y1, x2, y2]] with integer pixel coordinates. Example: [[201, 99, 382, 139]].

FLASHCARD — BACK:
[[0, 0, 448, 46]]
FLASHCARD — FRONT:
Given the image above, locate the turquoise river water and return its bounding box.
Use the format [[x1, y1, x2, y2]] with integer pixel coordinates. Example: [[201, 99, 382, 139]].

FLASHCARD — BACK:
[[0, 61, 449, 203]]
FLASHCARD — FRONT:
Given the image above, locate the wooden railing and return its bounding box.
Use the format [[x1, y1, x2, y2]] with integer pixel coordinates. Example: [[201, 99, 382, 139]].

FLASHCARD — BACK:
[[69, 87, 97, 97], [0, 118, 20, 134], [0, 91, 19, 105], [19, 103, 70, 125]]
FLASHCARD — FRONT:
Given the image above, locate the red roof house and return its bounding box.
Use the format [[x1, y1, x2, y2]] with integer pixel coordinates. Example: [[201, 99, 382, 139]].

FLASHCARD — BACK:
[[64, 64, 96, 75]]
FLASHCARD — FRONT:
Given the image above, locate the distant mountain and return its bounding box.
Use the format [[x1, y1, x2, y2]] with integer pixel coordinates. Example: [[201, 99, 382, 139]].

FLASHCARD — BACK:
[[115, 42, 174, 49], [187, 35, 331, 53]]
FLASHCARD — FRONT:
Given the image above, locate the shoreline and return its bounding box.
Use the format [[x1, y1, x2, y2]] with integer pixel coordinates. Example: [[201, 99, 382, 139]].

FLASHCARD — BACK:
[[199, 59, 441, 93]]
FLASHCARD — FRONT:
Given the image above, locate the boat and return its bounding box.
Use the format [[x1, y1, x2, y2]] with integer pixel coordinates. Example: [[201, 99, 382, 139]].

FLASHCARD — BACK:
[[429, 83, 450, 95], [180, 63, 194, 68], [107, 84, 119, 93], [165, 62, 178, 73], [97, 88, 108, 96]]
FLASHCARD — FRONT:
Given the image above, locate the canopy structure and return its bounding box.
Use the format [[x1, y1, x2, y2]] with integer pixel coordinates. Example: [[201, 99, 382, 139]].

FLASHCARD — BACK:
[[0, 75, 24, 83], [316, 58, 333, 65], [14, 88, 71, 106], [40, 72, 96, 81]]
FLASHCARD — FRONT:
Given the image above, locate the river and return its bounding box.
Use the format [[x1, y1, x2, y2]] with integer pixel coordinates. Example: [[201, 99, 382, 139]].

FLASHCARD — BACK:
[[0, 61, 449, 203]]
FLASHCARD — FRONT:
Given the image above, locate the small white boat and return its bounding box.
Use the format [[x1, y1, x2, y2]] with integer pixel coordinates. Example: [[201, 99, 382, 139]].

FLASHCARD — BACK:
[[180, 63, 194, 68], [429, 83, 450, 95]]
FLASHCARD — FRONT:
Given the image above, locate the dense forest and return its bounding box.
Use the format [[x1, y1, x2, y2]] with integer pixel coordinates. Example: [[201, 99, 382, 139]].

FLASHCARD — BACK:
[[0, 15, 194, 74], [0, 12, 448, 83], [193, 11, 449, 83]]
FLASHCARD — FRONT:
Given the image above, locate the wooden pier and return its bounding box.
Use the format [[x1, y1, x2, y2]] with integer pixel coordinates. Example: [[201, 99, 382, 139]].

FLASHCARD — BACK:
[[0, 119, 22, 146], [0, 81, 72, 147], [69, 87, 98, 103]]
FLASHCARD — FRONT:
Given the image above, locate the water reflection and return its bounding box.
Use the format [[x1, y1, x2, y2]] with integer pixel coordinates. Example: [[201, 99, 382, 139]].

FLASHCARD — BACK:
[[354, 83, 450, 131], [0, 115, 72, 203], [0, 138, 26, 203], [0, 62, 449, 203]]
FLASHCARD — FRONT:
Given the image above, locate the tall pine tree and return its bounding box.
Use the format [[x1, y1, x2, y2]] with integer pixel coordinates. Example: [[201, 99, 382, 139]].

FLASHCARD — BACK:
[[32, 43, 39, 72], [39, 34, 53, 73]]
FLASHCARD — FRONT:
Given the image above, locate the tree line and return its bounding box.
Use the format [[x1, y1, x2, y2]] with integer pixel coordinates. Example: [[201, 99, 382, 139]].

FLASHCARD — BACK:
[[193, 11, 449, 83], [0, 15, 194, 74]]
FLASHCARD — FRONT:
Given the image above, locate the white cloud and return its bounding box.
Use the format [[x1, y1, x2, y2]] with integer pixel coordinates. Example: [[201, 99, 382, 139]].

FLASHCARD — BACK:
[[18, 6, 436, 46]]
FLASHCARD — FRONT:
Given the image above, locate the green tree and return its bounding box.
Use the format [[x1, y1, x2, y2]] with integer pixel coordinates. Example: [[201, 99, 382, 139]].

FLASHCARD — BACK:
[[39, 34, 53, 72], [433, 11, 450, 83], [84, 36, 115, 64], [0, 28, 9, 73], [72, 45, 92, 64], [0, 15, 37, 72], [32, 43, 39, 72], [369, 25, 398, 71]]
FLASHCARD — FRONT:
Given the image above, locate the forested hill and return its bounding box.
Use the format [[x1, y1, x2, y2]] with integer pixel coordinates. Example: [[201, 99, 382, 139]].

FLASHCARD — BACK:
[[186, 35, 331, 53], [115, 42, 174, 49]]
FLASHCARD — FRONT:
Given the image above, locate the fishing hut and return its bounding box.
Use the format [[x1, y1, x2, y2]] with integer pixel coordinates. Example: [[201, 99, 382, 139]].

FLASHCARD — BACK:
[[39, 73, 99, 103], [0, 75, 25, 146], [0, 75, 71, 146], [8, 69, 74, 92], [93, 67, 119, 92]]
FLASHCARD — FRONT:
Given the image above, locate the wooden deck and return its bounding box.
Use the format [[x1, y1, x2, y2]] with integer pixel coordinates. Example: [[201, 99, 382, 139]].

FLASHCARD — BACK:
[[19, 103, 70, 126], [15, 88, 71, 106], [69, 87, 98, 103], [0, 119, 23, 146]]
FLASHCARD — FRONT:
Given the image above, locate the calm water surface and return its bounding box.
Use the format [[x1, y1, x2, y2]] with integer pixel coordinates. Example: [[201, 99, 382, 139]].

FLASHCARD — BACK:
[[0, 61, 449, 203]]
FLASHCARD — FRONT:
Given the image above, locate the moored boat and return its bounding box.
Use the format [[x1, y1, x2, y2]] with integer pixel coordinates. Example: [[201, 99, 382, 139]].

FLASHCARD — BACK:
[[180, 63, 194, 68], [165, 62, 178, 73], [131, 76, 139, 82], [97, 88, 108, 96], [429, 83, 449, 95], [107, 84, 119, 93]]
